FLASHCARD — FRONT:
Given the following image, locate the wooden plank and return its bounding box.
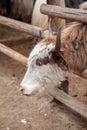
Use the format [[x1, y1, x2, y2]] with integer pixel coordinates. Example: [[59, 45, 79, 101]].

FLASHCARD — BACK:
[[0, 15, 49, 38], [40, 4, 87, 23], [0, 43, 28, 66], [0, 36, 33, 46], [47, 0, 65, 32], [47, 87, 87, 119]]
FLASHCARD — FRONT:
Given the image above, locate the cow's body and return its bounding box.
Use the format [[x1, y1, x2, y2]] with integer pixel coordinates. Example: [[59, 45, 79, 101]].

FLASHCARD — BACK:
[[11, 0, 35, 22], [61, 22, 87, 77], [0, 0, 35, 22]]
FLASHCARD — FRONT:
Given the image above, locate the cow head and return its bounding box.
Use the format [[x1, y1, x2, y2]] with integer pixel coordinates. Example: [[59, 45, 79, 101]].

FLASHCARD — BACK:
[[20, 30, 68, 96]]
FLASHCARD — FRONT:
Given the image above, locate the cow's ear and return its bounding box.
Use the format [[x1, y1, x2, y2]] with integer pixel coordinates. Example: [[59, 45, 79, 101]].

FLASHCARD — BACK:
[[59, 79, 69, 94]]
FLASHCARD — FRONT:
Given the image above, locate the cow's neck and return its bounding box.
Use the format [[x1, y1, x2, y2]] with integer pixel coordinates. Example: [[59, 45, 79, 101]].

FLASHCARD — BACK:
[[62, 41, 87, 78]]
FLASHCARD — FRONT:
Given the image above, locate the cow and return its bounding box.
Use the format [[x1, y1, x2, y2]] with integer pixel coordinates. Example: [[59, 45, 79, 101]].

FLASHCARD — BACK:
[[10, 0, 35, 22], [0, 0, 35, 22], [20, 34, 69, 95], [20, 2, 87, 96]]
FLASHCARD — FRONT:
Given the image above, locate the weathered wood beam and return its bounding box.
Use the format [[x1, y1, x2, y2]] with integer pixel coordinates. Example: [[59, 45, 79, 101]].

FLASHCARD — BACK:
[[47, 87, 87, 119], [40, 4, 87, 24], [47, 0, 65, 33], [0, 43, 28, 66], [0, 15, 49, 38], [0, 36, 33, 46]]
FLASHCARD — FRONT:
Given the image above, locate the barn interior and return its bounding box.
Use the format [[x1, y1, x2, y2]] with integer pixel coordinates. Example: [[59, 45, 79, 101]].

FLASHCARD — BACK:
[[0, 0, 87, 130]]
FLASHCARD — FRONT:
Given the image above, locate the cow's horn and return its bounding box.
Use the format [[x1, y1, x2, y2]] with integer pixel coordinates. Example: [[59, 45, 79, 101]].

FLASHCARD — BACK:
[[55, 27, 62, 52]]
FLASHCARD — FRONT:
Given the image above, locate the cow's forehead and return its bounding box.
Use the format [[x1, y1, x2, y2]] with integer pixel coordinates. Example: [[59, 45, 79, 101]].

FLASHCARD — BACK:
[[29, 42, 55, 61], [29, 36, 56, 59]]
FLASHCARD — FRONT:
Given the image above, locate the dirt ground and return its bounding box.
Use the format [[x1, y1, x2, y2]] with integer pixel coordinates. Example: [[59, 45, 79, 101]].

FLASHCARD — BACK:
[[0, 25, 87, 130]]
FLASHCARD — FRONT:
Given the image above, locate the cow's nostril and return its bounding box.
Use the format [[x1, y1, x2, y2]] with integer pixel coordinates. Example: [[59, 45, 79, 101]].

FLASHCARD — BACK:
[[19, 88, 24, 92]]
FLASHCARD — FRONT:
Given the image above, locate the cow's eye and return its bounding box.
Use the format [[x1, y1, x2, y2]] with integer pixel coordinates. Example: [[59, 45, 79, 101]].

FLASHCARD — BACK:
[[36, 59, 43, 66], [36, 57, 49, 66]]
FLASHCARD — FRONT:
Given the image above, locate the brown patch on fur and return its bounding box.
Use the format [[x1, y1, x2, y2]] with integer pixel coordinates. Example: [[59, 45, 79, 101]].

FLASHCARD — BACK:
[[61, 22, 87, 76], [39, 36, 56, 45], [61, 22, 87, 51]]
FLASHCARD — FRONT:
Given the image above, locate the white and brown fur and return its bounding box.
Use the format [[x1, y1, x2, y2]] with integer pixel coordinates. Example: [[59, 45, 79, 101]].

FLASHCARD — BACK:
[[20, 36, 68, 95], [20, 2, 87, 95]]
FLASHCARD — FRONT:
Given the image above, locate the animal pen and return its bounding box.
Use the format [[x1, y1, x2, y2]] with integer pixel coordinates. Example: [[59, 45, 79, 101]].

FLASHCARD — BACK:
[[0, 3, 87, 120]]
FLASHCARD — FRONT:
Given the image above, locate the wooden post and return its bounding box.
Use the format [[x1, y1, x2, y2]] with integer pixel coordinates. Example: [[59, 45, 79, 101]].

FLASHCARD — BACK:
[[0, 15, 49, 38], [47, 0, 65, 32], [0, 43, 28, 66], [40, 4, 87, 24]]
